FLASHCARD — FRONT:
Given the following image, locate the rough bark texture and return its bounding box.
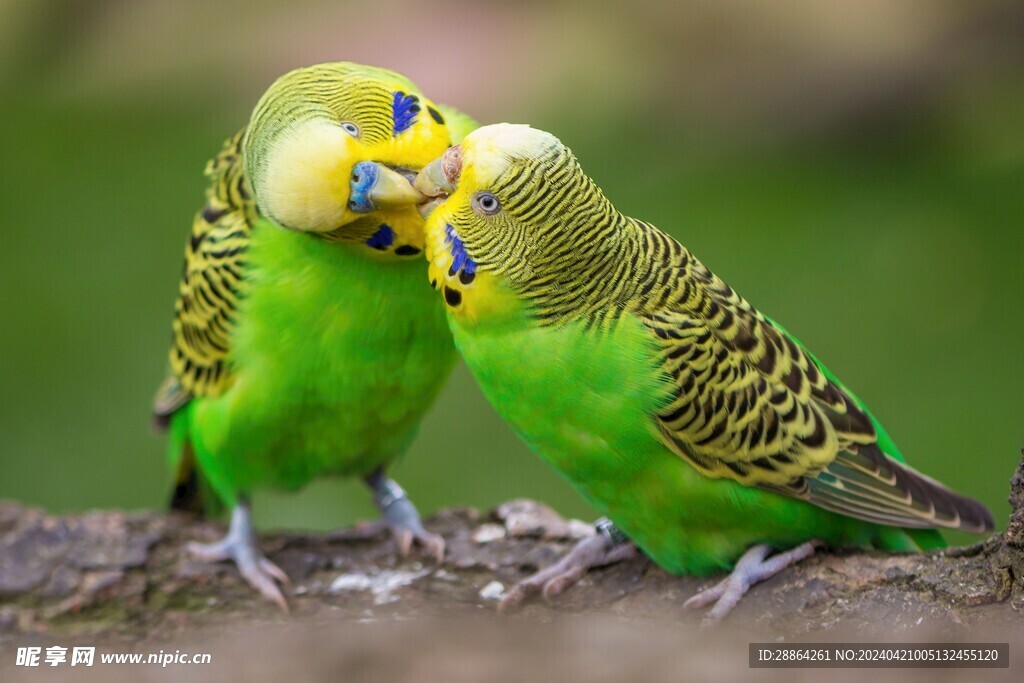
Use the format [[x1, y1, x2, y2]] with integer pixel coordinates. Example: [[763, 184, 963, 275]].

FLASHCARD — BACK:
[[1, 452, 1022, 650]]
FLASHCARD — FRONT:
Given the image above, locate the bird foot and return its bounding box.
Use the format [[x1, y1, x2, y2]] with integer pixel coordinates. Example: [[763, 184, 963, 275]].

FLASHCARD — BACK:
[[683, 540, 821, 629], [499, 520, 637, 612], [362, 470, 444, 563], [187, 503, 289, 612]]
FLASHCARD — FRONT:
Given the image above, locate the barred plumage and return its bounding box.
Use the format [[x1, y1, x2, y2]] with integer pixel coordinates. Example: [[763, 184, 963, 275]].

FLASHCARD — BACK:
[[428, 124, 992, 534], [154, 131, 252, 420], [245, 63, 399, 190]]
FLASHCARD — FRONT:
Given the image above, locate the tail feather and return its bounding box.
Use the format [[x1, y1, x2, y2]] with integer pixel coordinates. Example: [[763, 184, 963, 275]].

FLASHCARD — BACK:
[[169, 442, 208, 514], [164, 408, 223, 517], [797, 444, 994, 534]]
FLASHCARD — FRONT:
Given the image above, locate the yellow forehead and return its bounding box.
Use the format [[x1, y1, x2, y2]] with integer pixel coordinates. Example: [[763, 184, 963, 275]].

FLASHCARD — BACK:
[[461, 124, 561, 186]]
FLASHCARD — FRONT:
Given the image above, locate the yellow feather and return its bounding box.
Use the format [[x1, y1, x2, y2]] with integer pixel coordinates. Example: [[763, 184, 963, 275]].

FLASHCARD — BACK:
[[259, 120, 355, 233]]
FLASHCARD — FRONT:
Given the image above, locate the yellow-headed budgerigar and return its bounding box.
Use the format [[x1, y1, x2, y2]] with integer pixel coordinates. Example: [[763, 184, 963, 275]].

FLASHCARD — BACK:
[[152, 62, 476, 609], [414, 124, 993, 624]]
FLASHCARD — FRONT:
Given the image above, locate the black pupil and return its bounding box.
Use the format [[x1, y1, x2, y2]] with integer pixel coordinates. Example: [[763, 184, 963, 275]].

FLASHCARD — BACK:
[[483, 197, 494, 208]]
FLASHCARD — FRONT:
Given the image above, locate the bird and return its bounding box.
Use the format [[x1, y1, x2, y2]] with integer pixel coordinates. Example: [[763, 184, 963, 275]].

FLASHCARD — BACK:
[[153, 62, 476, 609], [414, 123, 994, 625]]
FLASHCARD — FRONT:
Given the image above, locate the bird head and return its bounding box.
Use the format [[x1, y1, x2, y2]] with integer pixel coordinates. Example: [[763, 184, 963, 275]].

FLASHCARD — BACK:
[[242, 62, 453, 244], [417, 123, 617, 288]]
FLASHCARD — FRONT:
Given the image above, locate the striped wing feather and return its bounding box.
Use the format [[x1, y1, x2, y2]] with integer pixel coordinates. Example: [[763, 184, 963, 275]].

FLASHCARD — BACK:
[[153, 130, 254, 425], [639, 228, 992, 533]]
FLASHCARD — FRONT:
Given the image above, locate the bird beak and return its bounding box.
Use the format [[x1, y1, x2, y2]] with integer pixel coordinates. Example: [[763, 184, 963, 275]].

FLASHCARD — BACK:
[[414, 148, 463, 219], [349, 161, 426, 213], [414, 157, 456, 198]]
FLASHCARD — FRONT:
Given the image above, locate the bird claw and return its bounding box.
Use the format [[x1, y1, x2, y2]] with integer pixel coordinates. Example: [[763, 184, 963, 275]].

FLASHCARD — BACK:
[[496, 584, 533, 613], [683, 540, 820, 628], [681, 579, 728, 610], [258, 556, 291, 586], [390, 524, 445, 564], [338, 509, 445, 563], [498, 532, 637, 613], [394, 528, 414, 557], [418, 531, 446, 565], [541, 568, 586, 601], [186, 508, 291, 613], [239, 557, 290, 613]]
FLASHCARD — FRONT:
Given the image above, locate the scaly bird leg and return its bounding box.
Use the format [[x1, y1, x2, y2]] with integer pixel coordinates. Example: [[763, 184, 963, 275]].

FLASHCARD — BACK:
[[360, 468, 445, 563], [187, 499, 290, 612], [683, 540, 822, 628], [499, 518, 637, 612]]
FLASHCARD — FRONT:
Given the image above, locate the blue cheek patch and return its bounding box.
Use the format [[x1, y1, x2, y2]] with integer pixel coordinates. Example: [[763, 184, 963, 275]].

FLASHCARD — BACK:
[[445, 224, 477, 277], [366, 224, 395, 250], [392, 91, 420, 136]]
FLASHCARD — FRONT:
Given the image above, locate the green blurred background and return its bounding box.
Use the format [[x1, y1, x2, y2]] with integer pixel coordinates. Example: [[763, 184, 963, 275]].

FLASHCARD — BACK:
[[1, 0, 1021, 538]]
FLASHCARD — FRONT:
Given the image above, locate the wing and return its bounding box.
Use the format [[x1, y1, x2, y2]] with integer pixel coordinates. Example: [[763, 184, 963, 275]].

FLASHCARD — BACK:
[[637, 223, 993, 533], [153, 129, 255, 426]]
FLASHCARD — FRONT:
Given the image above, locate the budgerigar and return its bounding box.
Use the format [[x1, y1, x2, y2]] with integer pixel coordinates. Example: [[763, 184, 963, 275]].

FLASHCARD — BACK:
[[414, 124, 993, 624], [152, 62, 476, 608]]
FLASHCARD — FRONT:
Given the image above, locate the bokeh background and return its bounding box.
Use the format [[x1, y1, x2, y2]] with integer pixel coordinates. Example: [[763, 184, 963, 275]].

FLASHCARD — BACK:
[[1, 0, 1021, 540]]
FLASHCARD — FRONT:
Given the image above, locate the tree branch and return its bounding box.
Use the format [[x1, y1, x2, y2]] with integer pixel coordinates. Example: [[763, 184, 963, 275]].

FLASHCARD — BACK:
[[1, 454, 1021, 643]]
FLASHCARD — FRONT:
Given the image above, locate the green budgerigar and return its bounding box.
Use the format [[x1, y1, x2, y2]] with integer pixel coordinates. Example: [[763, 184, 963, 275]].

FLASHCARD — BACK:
[[415, 124, 994, 623], [153, 62, 476, 608]]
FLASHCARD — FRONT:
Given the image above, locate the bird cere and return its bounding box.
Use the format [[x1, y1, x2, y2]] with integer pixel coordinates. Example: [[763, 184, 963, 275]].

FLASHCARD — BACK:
[[154, 62, 993, 624]]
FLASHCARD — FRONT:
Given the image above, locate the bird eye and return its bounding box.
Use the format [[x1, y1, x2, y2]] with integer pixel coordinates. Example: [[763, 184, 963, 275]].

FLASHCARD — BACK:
[[472, 192, 501, 215], [341, 122, 360, 137]]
